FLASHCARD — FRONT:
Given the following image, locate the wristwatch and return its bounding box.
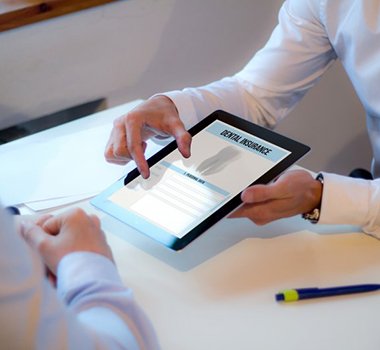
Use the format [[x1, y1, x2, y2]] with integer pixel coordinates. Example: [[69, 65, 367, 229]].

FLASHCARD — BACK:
[[302, 173, 324, 224]]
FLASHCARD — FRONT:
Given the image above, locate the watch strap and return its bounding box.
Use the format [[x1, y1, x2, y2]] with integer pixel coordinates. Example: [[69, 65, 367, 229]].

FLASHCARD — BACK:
[[302, 173, 324, 224]]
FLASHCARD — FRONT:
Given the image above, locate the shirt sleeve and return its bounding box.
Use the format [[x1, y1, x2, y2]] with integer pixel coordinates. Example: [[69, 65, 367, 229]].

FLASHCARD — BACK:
[[318, 173, 380, 239], [0, 204, 159, 350], [163, 0, 336, 129]]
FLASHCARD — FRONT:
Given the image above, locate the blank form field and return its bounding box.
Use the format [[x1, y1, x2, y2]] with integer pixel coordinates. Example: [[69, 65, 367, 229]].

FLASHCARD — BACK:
[[129, 170, 227, 237], [131, 194, 195, 235]]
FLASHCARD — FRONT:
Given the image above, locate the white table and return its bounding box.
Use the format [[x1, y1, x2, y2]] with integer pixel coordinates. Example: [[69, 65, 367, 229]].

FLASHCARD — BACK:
[[95, 205, 380, 350], [4, 102, 380, 350]]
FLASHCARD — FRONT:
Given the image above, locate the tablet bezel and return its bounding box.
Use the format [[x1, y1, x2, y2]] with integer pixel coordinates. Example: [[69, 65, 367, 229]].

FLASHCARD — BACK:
[[91, 110, 310, 250]]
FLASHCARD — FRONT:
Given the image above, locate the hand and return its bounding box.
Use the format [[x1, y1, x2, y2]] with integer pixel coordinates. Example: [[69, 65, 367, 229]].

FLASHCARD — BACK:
[[230, 170, 323, 225], [15, 213, 52, 234], [104, 95, 192, 178], [21, 208, 113, 275]]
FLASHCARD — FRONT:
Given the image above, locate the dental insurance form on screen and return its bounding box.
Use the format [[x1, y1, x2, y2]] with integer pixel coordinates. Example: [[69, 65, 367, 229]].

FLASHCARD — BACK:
[[108, 120, 290, 239]]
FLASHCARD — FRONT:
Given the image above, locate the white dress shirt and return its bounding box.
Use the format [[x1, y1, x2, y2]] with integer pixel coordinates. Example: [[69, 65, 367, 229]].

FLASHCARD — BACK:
[[163, 0, 380, 238], [0, 205, 159, 349]]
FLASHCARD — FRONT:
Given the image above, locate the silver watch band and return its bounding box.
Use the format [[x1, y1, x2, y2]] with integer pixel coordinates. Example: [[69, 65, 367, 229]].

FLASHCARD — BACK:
[[302, 173, 324, 224]]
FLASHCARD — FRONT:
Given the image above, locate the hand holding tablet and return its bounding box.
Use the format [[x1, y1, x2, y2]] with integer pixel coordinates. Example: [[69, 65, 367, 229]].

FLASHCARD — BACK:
[[92, 110, 310, 250]]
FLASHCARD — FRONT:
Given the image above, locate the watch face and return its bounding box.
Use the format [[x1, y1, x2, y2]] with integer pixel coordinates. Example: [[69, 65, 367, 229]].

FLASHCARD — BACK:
[[301, 172, 324, 223], [302, 208, 320, 223]]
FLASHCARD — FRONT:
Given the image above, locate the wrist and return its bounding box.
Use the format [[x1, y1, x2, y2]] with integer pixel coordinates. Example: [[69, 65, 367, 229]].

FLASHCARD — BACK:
[[150, 94, 179, 114]]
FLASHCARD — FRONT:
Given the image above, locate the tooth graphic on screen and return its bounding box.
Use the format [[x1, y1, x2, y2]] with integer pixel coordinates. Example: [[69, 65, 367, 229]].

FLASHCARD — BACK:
[[196, 146, 241, 176]]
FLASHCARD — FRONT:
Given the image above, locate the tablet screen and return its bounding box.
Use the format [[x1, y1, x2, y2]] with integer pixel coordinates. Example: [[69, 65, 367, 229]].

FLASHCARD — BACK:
[[91, 110, 310, 250]]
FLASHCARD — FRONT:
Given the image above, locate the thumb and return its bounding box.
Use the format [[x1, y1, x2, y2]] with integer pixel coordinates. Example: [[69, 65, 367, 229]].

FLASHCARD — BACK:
[[241, 184, 278, 204], [21, 221, 51, 252]]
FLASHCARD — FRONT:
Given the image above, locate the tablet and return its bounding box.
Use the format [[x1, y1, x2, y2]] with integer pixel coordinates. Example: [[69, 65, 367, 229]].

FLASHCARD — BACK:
[[91, 110, 310, 250]]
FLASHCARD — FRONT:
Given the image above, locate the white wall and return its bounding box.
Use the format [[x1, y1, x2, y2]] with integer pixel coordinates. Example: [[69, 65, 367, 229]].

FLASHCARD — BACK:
[[0, 0, 372, 174]]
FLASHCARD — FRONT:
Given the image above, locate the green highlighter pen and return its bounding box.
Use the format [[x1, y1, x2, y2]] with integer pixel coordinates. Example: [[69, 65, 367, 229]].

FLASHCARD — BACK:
[[275, 284, 380, 302]]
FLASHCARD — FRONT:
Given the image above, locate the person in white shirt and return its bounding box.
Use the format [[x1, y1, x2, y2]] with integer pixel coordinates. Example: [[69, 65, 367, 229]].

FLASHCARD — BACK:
[[0, 204, 159, 350], [104, 0, 380, 238]]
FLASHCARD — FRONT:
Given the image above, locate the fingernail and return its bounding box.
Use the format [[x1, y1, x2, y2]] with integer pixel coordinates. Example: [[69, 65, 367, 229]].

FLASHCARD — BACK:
[[140, 169, 148, 179]]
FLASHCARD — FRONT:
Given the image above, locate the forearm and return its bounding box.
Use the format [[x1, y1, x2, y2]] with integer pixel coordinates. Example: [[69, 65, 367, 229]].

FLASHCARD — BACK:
[[57, 252, 159, 350], [163, 76, 280, 130], [0, 220, 158, 350], [163, 0, 336, 131]]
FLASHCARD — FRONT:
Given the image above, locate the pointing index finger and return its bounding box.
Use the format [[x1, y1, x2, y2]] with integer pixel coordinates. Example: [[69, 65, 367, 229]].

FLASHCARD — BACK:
[[126, 120, 150, 179]]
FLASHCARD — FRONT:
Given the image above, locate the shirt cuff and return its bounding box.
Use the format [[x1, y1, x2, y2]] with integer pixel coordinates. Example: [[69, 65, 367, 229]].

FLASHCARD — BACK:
[[318, 172, 380, 237], [159, 90, 199, 130], [56, 252, 122, 301]]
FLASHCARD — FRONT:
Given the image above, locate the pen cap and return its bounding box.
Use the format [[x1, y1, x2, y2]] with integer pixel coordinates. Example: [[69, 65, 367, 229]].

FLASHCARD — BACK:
[[275, 289, 299, 302]]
